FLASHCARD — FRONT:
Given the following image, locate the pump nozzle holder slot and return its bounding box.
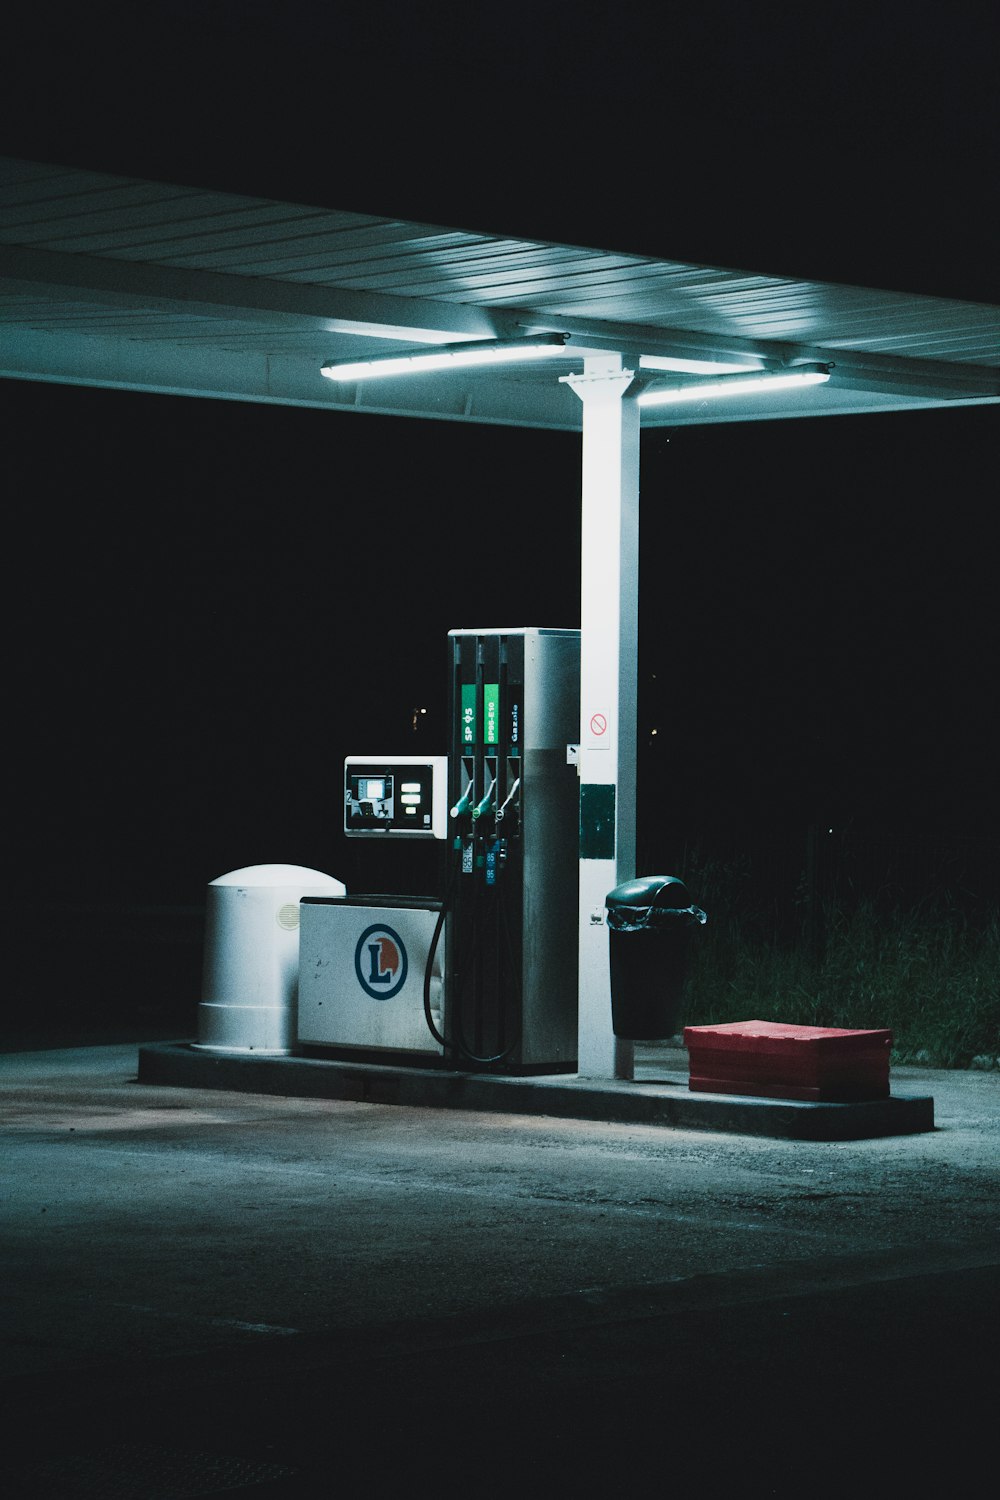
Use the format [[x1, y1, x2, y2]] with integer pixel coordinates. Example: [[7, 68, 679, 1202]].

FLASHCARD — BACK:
[[496, 775, 521, 824]]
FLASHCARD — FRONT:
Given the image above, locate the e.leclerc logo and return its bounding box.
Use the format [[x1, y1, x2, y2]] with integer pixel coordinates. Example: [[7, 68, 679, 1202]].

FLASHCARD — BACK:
[[354, 924, 408, 1000]]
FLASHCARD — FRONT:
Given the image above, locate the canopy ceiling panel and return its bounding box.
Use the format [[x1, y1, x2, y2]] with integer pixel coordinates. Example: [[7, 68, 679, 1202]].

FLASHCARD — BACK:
[[1, 157, 997, 430]]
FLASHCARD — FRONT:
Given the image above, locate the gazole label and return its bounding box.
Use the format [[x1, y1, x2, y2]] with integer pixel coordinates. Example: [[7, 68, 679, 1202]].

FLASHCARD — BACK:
[[509, 697, 520, 753]]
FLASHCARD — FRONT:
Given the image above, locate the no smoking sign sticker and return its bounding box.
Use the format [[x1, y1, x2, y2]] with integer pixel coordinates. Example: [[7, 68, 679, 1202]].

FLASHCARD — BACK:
[[587, 711, 610, 748]]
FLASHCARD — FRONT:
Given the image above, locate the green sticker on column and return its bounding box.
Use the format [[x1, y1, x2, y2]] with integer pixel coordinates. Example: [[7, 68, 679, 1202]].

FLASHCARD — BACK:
[[580, 784, 616, 859], [484, 683, 499, 746], [461, 684, 476, 746]]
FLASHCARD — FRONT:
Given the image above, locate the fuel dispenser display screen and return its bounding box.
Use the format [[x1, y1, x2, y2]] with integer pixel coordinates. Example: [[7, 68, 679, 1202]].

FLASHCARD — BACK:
[[344, 756, 447, 838]]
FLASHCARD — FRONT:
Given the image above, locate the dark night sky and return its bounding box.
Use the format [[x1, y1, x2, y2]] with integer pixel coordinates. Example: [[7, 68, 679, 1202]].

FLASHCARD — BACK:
[[4, 3, 998, 907]]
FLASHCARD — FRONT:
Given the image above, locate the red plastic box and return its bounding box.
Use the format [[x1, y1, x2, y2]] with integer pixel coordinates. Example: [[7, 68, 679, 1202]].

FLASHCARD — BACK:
[[683, 1020, 892, 1102]]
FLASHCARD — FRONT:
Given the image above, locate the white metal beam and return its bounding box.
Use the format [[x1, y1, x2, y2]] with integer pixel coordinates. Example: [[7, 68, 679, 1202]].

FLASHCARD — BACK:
[[0, 244, 510, 344], [0, 328, 584, 428], [566, 356, 640, 1080]]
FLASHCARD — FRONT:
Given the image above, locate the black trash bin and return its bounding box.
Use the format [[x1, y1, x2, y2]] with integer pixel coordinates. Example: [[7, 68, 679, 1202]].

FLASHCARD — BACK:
[[605, 876, 707, 1040]]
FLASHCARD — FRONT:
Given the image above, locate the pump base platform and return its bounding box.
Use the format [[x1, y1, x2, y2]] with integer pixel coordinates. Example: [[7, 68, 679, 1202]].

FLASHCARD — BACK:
[[137, 1042, 934, 1141]]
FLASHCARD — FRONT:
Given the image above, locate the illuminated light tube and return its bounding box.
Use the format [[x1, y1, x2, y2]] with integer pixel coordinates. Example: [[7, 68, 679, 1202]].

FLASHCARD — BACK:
[[321, 334, 569, 381], [639, 354, 764, 375], [637, 364, 832, 407]]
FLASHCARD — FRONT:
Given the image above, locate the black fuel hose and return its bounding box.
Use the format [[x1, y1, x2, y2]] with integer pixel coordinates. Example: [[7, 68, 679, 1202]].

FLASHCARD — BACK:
[[422, 846, 522, 1065]]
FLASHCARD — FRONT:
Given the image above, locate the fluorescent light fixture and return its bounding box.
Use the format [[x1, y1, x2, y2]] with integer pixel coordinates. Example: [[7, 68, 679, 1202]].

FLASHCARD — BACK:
[[639, 354, 763, 376], [637, 363, 832, 408], [321, 334, 569, 381]]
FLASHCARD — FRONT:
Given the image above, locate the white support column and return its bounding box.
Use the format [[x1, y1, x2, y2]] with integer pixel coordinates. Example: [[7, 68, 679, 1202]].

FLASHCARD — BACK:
[[565, 356, 640, 1080]]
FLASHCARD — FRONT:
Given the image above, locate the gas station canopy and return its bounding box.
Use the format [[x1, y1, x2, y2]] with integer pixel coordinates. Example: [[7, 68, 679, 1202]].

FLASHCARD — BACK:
[[3, 153, 996, 1087], [2, 156, 997, 428]]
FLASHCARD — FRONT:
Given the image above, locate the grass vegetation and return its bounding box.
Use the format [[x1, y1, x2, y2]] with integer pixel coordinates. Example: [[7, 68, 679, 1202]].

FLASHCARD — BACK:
[[673, 852, 999, 1069]]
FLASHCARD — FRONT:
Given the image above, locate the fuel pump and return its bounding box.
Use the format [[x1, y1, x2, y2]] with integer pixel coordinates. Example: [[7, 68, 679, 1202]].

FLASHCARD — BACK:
[[297, 628, 580, 1074], [445, 628, 579, 1072]]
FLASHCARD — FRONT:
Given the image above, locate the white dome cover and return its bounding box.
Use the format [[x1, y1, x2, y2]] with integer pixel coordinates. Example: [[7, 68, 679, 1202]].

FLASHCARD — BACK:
[[209, 864, 345, 888]]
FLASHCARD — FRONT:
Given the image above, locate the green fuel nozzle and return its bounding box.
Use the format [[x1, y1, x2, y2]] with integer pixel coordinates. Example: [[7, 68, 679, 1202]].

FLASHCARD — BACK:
[[450, 786, 475, 820], [471, 778, 496, 821]]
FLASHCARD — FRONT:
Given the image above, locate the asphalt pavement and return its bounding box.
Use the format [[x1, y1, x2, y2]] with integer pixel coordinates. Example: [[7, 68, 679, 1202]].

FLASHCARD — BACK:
[[1, 1038, 997, 1498]]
